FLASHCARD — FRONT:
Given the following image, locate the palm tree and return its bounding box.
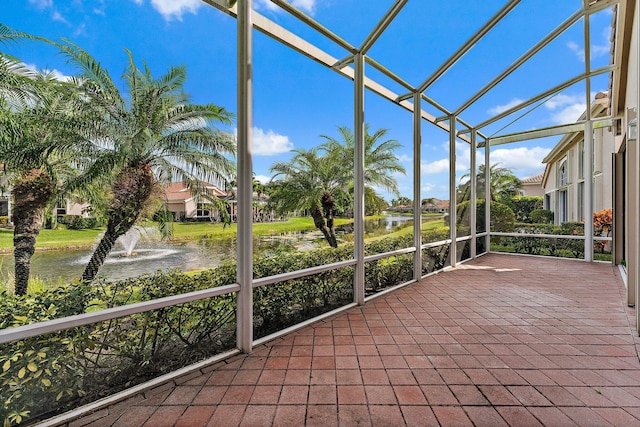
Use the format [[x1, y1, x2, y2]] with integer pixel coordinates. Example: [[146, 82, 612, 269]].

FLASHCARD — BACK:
[[54, 42, 236, 282], [458, 163, 522, 204], [270, 148, 348, 247], [269, 125, 405, 247], [0, 74, 89, 295], [320, 125, 406, 197]]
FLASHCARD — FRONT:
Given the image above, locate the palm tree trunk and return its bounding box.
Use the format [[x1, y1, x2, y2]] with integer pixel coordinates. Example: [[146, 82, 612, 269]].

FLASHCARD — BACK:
[[310, 206, 338, 248], [81, 164, 155, 282], [12, 169, 54, 296], [81, 229, 118, 282]]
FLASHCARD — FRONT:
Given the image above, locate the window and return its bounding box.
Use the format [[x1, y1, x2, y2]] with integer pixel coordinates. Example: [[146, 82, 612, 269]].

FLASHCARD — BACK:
[[578, 140, 584, 179], [577, 182, 584, 221], [558, 157, 568, 187], [558, 190, 568, 224], [196, 203, 211, 217], [0, 200, 7, 217]]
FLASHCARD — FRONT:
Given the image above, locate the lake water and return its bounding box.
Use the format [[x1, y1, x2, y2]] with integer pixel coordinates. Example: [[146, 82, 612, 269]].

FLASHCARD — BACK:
[[0, 215, 418, 284]]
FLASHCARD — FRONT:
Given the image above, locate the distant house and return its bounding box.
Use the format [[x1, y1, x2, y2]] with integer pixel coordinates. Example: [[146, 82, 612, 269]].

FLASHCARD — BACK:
[[541, 93, 614, 224], [422, 199, 449, 214], [519, 173, 544, 198], [164, 181, 231, 221]]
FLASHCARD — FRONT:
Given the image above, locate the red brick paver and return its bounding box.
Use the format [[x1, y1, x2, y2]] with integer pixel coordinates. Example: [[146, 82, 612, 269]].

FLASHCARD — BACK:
[[65, 254, 640, 426]]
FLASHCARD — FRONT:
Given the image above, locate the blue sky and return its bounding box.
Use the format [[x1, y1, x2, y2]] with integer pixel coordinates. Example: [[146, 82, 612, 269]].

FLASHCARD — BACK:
[[3, 0, 614, 202]]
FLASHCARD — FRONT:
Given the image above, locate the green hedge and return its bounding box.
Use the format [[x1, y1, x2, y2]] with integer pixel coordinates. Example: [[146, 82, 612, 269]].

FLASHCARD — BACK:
[[490, 222, 585, 258], [0, 216, 8, 225], [56, 215, 100, 230]]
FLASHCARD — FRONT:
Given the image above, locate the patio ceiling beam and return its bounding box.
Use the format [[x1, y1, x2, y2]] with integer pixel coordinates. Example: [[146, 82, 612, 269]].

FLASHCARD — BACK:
[[365, 56, 415, 91], [417, 0, 521, 93], [201, 0, 471, 142], [267, 0, 357, 53], [454, 8, 585, 116], [482, 117, 614, 146], [467, 64, 617, 132], [359, 0, 408, 54]]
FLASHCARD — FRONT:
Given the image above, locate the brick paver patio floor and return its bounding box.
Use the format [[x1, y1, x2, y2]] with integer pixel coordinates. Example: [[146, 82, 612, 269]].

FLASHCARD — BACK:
[[68, 254, 640, 426]]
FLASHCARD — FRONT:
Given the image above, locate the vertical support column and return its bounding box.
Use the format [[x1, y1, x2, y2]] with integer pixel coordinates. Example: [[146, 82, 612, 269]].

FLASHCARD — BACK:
[[413, 92, 422, 280], [470, 129, 477, 258], [236, 0, 253, 353], [627, 1, 640, 335], [583, 0, 593, 262], [485, 140, 491, 250], [449, 115, 457, 267], [354, 52, 365, 305], [584, 121, 594, 262]]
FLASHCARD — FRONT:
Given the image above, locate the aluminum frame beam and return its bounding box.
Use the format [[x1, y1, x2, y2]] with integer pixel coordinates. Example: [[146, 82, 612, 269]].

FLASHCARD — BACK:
[[359, 0, 408, 54], [483, 118, 615, 146], [454, 8, 585, 116], [469, 65, 617, 132], [236, 0, 253, 353], [417, 0, 521, 93], [354, 52, 366, 306]]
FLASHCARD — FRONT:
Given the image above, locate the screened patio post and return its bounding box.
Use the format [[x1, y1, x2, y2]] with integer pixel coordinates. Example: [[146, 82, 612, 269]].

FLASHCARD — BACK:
[[449, 115, 457, 266], [584, 121, 594, 262], [583, 0, 594, 262], [485, 139, 491, 250], [413, 92, 422, 279], [236, 0, 253, 353], [470, 129, 477, 258], [354, 52, 365, 305]]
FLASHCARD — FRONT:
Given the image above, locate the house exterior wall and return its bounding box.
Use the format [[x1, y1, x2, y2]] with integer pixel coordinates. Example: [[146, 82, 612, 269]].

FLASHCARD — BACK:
[[521, 183, 544, 198], [543, 112, 614, 225]]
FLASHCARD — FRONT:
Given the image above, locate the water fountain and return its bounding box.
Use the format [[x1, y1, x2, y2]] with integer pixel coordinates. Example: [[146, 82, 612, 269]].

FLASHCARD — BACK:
[[117, 227, 143, 256]]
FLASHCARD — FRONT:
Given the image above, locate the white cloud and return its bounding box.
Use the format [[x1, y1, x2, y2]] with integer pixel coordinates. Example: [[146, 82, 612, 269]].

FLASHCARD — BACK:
[[543, 93, 588, 125], [488, 98, 525, 115], [140, 0, 203, 21], [567, 41, 585, 62], [24, 63, 72, 82], [568, 25, 612, 62], [254, 0, 317, 14], [421, 158, 449, 175], [28, 0, 53, 9], [254, 174, 272, 184], [490, 146, 550, 176], [74, 22, 87, 36], [396, 154, 412, 164], [248, 127, 294, 155]]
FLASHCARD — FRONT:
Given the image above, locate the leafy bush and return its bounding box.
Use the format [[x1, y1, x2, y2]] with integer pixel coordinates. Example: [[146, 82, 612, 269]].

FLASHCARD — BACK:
[[530, 209, 553, 224], [56, 215, 100, 230], [456, 199, 515, 233], [511, 196, 543, 223], [0, 216, 8, 226]]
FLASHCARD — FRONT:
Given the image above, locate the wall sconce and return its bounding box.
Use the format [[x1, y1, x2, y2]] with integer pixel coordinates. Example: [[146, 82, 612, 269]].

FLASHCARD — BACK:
[[629, 118, 637, 142]]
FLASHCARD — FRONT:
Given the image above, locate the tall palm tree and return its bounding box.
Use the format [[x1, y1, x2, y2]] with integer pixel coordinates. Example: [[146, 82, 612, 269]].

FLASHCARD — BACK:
[[54, 42, 237, 282], [270, 125, 405, 247], [320, 125, 406, 197], [458, 163, 522, 203], [270, 148, 348, 247], [0, 73, 88, 295]]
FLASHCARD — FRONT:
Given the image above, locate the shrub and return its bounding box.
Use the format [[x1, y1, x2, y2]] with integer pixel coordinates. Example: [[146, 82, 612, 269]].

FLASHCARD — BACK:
[[511, 196, 543, 223], [530, 209, 553, 224], [57, 215, 100, 230], [0, 216, 8, 226], [456, 199, 515, 233]]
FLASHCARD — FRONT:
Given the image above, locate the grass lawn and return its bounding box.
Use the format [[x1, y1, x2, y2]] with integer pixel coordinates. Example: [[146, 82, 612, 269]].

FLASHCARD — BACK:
[[0, 216, 368, 253]]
